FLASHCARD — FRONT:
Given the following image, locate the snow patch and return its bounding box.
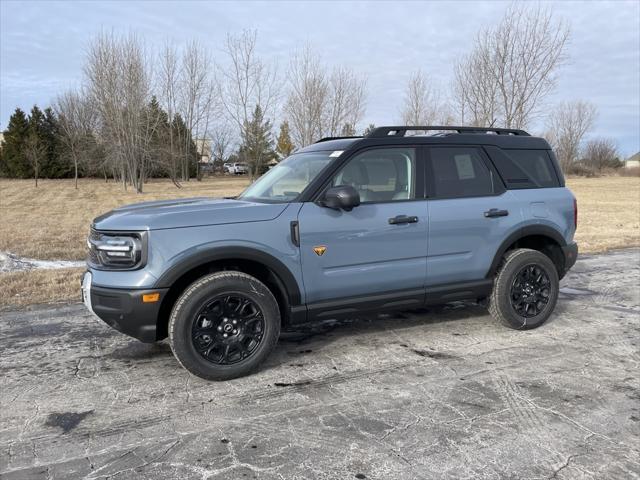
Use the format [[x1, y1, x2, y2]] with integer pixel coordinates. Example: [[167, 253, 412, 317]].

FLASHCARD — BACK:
[[0, 252, 85, 273]]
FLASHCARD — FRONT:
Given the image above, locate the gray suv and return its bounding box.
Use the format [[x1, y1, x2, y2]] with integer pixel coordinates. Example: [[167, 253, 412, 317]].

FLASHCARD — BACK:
[[82, 126, 578, 380]]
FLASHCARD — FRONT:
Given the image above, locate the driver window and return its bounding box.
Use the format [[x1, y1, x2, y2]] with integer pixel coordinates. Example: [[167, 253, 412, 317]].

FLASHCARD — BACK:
[[332, 148, 416, 203]]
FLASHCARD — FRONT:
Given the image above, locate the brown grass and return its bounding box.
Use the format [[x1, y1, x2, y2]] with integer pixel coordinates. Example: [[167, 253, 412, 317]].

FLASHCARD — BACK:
[[0, 175, 638, 308], [0, 176, 250, 260], [0, 267, 84, 308], [567, 176, 640, 252]]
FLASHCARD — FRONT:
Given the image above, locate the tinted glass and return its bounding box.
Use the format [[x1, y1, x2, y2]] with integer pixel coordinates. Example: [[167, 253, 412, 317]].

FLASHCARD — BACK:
[[332, 148, 416, 202], [500, 149, 559, 188], [430, 147, 495, 198], [239, 152, 334, 203]]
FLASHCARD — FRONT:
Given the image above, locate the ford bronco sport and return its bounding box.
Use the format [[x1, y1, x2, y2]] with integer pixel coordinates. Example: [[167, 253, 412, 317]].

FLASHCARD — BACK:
[[82, 126, 578, 380]]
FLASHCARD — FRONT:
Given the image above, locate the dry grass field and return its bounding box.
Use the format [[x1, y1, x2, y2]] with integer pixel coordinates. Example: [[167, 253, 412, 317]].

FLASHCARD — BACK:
[[0, 176, 251, 260], [0, 175, 638, 307]]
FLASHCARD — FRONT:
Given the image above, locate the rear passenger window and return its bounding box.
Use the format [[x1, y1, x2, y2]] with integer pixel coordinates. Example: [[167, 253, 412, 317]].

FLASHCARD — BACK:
[[429, 147, 496, 198], [493, 149, 560, 188]]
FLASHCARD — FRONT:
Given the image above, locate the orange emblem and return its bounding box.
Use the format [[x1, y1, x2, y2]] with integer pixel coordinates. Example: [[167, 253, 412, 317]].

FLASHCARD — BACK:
[[313, 246, 327, 256]]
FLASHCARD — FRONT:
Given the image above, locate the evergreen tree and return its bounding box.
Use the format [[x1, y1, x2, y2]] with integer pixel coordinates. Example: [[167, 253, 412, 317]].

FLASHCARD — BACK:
[[40, 107, 68, 178], [146, 96, 172, 178], [172, 113, 198, 179], [275, 121, 295, 159], [0, 108, 30, 178], [240, 105, 275, 177], [25, 106, 49, 184], [340, 123, 356, 136], [362, 123, 376, 136]]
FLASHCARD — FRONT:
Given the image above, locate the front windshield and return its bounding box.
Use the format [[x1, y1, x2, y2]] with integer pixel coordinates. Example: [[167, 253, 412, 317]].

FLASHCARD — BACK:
[[238, 151, 336, 203]]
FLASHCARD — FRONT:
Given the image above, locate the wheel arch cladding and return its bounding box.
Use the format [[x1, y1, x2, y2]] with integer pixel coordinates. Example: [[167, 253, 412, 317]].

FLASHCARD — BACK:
[[153, 247, 302, 340], [487, 225, 567, 279]]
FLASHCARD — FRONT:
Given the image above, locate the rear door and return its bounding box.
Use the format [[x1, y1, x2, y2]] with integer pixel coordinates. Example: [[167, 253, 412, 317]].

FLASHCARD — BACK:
[[425, 146, 521, 287], [297, 146, 428, 308]]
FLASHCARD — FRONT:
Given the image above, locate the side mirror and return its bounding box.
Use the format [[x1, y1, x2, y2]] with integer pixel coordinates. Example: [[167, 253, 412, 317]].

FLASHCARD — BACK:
[[322, 185, 360, 211]]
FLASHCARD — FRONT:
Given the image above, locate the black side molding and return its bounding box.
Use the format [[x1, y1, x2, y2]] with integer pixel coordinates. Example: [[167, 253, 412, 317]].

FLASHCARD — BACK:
[[425, 280, 493, 305]]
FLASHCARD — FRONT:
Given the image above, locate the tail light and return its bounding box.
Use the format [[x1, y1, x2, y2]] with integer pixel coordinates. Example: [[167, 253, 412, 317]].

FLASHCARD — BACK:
[[573, 198, 578, 230]]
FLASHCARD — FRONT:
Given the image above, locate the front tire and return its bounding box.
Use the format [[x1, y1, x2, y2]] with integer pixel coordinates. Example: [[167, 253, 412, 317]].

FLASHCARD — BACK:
[[488, 248, 559, 330], [168, 271, 281, 380]]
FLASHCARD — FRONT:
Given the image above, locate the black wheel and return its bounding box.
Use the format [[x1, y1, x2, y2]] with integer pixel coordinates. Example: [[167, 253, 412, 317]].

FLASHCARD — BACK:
[[168, 271, 280, 380], [488, 248, 559, 330]]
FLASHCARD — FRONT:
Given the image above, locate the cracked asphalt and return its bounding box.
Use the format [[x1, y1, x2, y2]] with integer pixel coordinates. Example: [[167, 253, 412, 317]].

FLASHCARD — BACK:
[[1, 249, 639, 480]]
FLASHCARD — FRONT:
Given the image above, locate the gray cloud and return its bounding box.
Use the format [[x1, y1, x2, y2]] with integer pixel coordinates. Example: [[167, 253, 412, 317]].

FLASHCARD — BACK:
[[1, 0, 638, 155]]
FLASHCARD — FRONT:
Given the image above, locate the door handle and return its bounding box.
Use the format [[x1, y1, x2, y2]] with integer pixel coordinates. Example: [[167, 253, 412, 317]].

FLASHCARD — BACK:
[[484, 208, 509, 218], [389, 215, 419, 225]]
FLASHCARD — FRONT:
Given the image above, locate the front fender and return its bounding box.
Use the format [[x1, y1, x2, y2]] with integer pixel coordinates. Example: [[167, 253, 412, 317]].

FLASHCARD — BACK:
[[152, 240, 303, 306]]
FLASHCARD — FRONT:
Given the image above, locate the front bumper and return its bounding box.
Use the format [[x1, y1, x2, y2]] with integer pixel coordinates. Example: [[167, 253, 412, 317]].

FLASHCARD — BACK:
[[82, 272, 168, 343], [561, 242, 578, 275]]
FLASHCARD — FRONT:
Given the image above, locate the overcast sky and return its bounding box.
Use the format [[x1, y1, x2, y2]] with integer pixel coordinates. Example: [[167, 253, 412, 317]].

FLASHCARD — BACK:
[[1, 0, 639, 156]]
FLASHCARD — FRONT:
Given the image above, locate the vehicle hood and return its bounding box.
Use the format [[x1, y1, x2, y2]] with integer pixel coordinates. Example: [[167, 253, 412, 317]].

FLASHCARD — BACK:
[[92, 197, 287, 231]]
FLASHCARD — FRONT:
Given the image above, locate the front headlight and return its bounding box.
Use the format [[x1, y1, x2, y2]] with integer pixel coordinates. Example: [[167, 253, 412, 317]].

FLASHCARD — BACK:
[[87, 229, 146, 270]]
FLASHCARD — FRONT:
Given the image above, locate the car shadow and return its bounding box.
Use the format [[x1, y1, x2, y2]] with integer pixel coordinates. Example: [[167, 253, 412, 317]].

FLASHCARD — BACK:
[[276, 301, 489, 357]]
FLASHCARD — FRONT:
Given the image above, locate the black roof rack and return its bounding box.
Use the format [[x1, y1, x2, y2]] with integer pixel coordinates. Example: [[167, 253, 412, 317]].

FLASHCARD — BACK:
[[315, 136, 363, 143], [366, 126, 530, 138]]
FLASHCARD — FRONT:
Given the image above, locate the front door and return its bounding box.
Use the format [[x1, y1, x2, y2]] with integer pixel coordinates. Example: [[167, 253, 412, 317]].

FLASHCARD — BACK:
[[297, 147, 429, 310]]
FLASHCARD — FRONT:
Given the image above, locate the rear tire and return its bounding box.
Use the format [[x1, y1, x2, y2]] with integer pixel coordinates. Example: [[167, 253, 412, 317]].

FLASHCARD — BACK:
[[488, 248, 559, 330], [168, 271, 280, 380]]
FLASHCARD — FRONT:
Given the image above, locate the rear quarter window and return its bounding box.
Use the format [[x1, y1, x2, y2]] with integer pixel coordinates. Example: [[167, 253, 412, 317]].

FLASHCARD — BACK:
[[490, 148, 560, 189]]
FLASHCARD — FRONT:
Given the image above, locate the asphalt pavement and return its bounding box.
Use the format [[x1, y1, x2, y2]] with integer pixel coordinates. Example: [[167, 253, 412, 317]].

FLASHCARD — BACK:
[[1, 249, 639, 479]]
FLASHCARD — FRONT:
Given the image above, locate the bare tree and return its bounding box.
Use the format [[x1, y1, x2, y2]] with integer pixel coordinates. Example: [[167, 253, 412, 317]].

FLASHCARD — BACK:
[[285, 46, 367, 147], [583, 138, 621, 172], [84, 32, 153, 192], [55, 88, 96, 188], [326, 66, 366, 137], [218, 30, 280, 144], [454, 4, 569, 128], [158, 42, 182, 186], [400, 70, 441, 126], [211, 123, 233, 171], [454, 49, 498, 126], [179, 41, 217, 181], [545, 100, 597, 171], [285, 46, 328, 147], [24, 133, 46, 187]]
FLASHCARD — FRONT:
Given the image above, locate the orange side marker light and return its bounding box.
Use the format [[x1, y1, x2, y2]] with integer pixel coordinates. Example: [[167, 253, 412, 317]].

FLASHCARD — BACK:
[[142, 292, 160, 303]]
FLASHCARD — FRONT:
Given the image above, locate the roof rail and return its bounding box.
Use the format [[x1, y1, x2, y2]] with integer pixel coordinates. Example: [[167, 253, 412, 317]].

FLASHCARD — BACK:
[[315, 136, 363, 143], [366, 126, 530, 138]]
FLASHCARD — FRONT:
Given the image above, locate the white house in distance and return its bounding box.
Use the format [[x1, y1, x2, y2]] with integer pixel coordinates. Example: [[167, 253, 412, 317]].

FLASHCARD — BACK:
[[625, 152, 640, 169], [195, 138, 212, 165]]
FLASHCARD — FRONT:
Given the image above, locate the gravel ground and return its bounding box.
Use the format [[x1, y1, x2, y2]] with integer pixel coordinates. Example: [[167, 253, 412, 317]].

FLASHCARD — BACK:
[[0, 249, 639, 480]]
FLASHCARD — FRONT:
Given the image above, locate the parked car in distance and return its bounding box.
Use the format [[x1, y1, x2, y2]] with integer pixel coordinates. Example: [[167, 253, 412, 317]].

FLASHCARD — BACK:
[[222, 162, 231, 173], [228, 162, 248, 175], [82, 125, 578, 381], [199, 163, 214, 174]]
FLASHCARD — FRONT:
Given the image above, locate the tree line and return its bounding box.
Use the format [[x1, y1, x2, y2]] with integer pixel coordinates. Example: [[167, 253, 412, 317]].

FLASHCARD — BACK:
[[0, 4, 625, 190]]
